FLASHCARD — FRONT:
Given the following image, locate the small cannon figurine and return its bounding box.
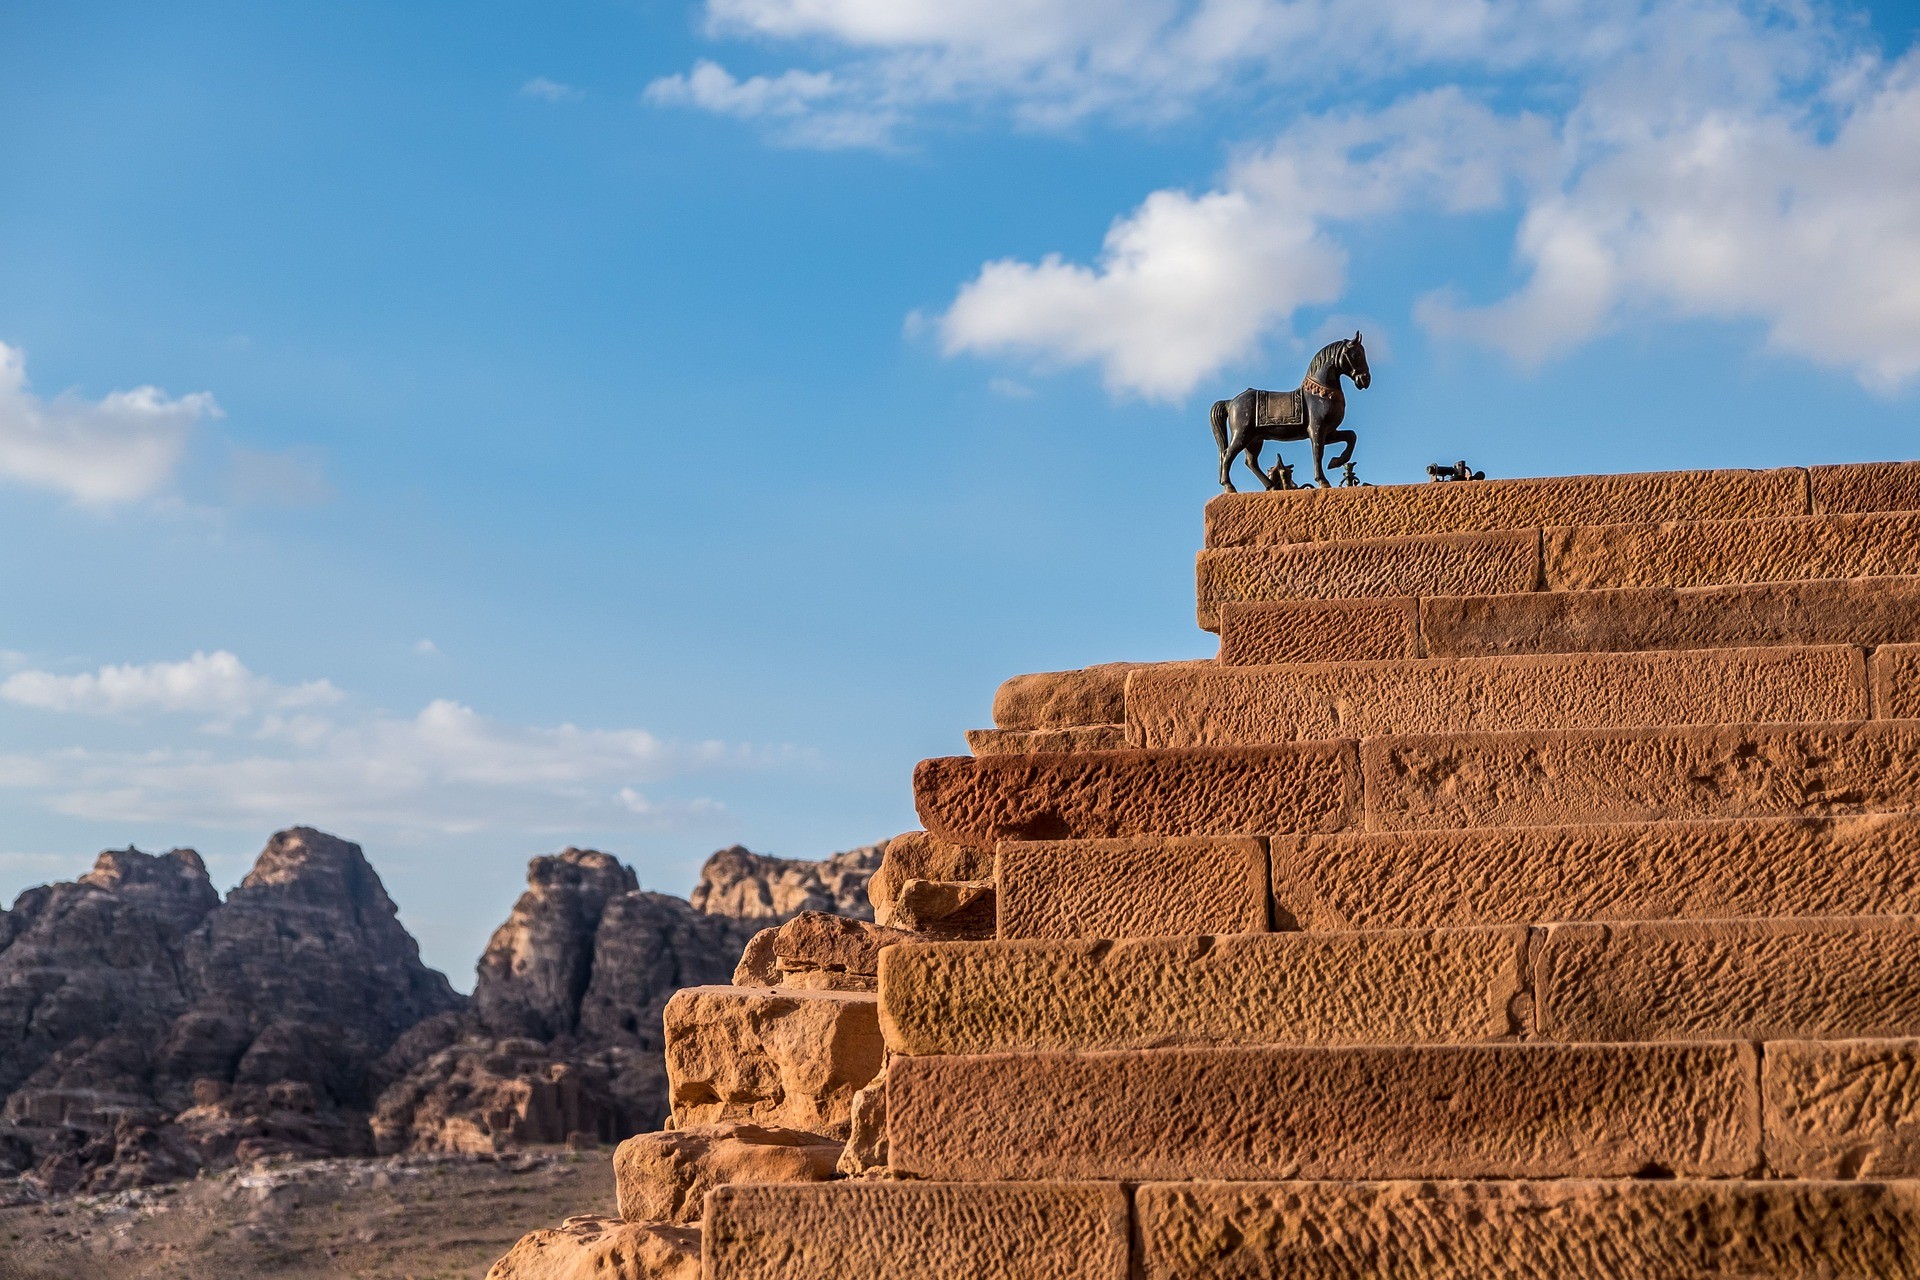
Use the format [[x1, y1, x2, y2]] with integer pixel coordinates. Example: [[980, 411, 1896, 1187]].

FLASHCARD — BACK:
[[1427, 460, 1486, 482], [1263, 461, 1299, 491]]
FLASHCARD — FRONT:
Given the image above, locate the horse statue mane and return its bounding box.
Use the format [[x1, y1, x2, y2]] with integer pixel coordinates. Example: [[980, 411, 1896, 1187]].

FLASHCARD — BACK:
[[1210, 332, 1372, 490]]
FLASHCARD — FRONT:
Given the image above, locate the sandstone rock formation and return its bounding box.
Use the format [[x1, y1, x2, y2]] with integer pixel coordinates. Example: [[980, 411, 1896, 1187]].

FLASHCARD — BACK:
[[0, 829, 461, 1196], [483, 1214, 699, 1280], [613, 1123, 840, 1225], [373, 843, 885, 1154]]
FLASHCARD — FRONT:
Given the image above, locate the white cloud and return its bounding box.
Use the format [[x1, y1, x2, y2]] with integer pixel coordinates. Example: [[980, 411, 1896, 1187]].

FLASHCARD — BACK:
[[938, 91, 1547, 398], [0, 342, 216, 505], [521, 76, 583, 102], [1, 651, 340, 719], [644, 60, 895, 148], [412, 639, 441, 658], [1420, 50, 1920, 388], [0, 654, 786, 837]]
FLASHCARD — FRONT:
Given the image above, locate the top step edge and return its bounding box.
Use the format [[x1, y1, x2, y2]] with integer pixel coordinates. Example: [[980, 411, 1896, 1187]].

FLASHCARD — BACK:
[[1205, 460, 1920, 548]]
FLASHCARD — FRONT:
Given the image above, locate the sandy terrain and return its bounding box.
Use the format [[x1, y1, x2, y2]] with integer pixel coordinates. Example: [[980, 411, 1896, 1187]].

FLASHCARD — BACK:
[[0, 1148, 610, 1280]]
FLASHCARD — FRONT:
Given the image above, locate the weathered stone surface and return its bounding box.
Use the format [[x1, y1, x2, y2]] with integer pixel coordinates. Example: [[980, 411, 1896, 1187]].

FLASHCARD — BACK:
[[613, 1123, 840, 1225], [966, 725, 1126, 755], [1130, 646, 1864, 747], [769, 911, 916, 990], [1271, 814, 1920, 931], [1812, 460, 1920, 515], [881, 880, 996, 941], [1545, 510, 1920, 592], [690, 844, 884, 923], [1875, 644, 1920, 719], [1205, 467, 1808, 547], [888, 1042, 1758, 1181], [879, 928, 1525, 1056], [995, 837, 1267, 940], [703, 1181, 1130, 1280], [1135, 1179, 1920, 1280], [915, 744, 1360, 844], [1215, 598, 1419, 665], [1419, 576, 1920, 659], [664, 986, 882, 1138], [1765, 1038, 1920, 1178], [1363, 721, 1920, 832], [485, 1215, 699, 1280], [1537, 917, 1920, 1043], [992, 663, 1164, 729], [1197, 530, 1538, 626], [731, 929, 780, 987], [837, 1063, 889, 1175], [868, 832, 992, 926]]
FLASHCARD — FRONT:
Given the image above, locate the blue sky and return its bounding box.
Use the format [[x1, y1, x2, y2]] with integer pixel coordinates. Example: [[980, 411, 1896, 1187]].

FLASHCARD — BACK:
[[2, 0, 1918, 982]]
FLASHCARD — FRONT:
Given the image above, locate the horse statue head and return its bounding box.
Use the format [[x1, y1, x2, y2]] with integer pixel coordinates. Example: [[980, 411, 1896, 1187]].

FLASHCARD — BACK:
[[1341, 332, 1371, 390]]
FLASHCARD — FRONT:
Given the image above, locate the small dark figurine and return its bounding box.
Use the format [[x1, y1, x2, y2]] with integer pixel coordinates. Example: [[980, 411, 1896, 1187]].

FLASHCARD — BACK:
[[1264, 460, 1299, 490], [1211, 332, 1370, 490], [1427, 460, 1486, 482], [1339, 461, 1365, 487]]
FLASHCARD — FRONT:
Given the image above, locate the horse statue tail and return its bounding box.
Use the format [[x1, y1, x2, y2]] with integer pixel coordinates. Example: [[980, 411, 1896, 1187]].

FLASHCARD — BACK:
[[1210, 399, 1229, 455]]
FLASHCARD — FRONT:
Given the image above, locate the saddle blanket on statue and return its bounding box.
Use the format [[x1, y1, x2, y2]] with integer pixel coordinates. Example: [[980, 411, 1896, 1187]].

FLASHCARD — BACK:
[[1253, 388, 1305, 429]]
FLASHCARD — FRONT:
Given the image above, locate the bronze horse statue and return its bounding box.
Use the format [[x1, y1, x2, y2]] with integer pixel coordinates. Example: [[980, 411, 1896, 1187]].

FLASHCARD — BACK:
[[1211, 333, 1370, 490]]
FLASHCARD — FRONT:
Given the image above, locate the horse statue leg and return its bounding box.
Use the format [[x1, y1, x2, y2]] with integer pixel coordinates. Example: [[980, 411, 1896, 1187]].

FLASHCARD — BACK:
[[1245, 438, 1277, 491], [1212, 399, 1240, 492], [1329, 428, 1356, 470], [1309, 436, 1331, 488]]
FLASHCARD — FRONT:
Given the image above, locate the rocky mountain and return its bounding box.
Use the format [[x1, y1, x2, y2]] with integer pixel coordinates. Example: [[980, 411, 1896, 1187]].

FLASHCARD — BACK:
[[0, 830, 461, 1196], [0, 830, 883, 1197], [371, 842, 884, 1154]]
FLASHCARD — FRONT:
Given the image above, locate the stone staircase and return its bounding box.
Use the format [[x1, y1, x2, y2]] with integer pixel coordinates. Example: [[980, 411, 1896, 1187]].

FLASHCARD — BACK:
[[702, 462, 1920, 1279]]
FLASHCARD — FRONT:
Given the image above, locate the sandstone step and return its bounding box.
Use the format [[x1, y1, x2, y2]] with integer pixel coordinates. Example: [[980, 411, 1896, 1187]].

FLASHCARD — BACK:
[[888, 1041, 1757, 1181], [995, 836, 1268, 941], [1366, 720, 1920, 832], [880, 928, 1525, 1056], [1220, 576, 1920, 665], [703, 1181, 1129, 1280], [1128, 645, 1865, 746], [966, 725, 1126, 755], [1197, 529, 1539, 626], [915, 744, 1359, 845], [1766, 1037, 1920, 1177], [991, 662, 1184, 729], [1273, 814, 1920, 931], [882, 917, 1920, 1056], [663, 985, 882, 1139], [1206, 464, 1812, 547], [1537, 916, 1920, 1044], [1546, 508, 1920, 593], [1135, 1179, 1920, 1280]]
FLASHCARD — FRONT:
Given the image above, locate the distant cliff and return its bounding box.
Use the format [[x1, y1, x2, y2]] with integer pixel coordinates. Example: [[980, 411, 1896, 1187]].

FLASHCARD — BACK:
[[0, 831, 882, 1197]]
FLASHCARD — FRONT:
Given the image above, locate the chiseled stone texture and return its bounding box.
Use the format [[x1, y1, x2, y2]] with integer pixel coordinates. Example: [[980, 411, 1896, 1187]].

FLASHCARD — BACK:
[[914, 745, 1360, 845], [1812, 460, 1920, 515], [878, 928, 1526, 1056], [1421, 577, 1920, 660], [1128, 646, 1864, 747], [995, 837, 1267, 941], [1363, 722, 1920, 832], [1874, 644, 1920, 719], [1197, 530, 1538, 626], [1134, 1179, 1920, 1280], [992, 663, 1171, 730], [1203, 467, 1807, 547], [1215, 598, 1419, 665], [663, 986, 882, 1139], [1271, 815, 1920, 932], [613, 1123, 840, 1225], [868, 831, 992, 926], [880, 878, 995, 941], [965, 725, 1127, 755], [888, 1042, 1758, 1181], [1536, 917, 1920, 1043], [485, 1216, 700, 1280], [703, 1181, 1130, 1280], [1545, 509, 1920, 592], [1765, 1038, 1920, 1178]]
